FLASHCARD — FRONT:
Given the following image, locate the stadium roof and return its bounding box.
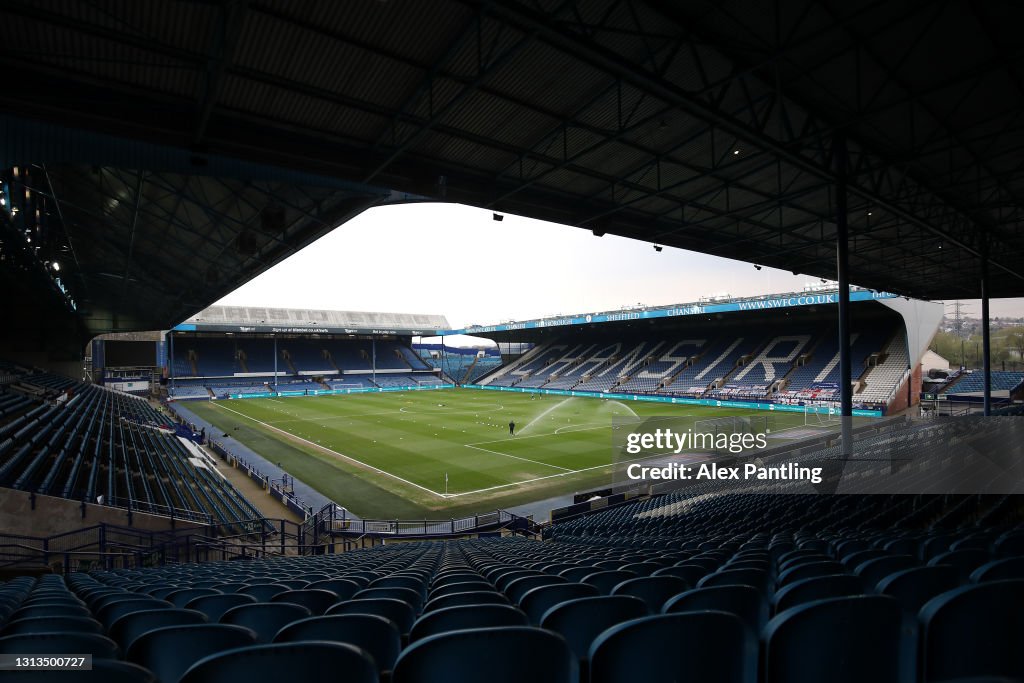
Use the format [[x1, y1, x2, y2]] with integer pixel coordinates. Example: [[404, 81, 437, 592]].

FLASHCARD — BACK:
[[447, 286, 903, 336], [3, 0, 1024, 347], [177, 305, 449, 335]]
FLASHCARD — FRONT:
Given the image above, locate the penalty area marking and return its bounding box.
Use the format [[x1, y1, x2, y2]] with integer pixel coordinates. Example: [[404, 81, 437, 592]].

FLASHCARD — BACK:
[[212, 401, 448, 499]]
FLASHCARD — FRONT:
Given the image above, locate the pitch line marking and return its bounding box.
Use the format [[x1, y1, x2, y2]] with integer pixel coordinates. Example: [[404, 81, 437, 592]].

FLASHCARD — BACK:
[[462, 444, 574, 472], [212, 402, 447, 499]]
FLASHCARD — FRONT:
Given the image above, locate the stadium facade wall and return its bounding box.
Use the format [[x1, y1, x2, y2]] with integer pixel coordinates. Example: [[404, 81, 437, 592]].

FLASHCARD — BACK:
[[0, 488, 205, 540], [888, 364, 923, 414]]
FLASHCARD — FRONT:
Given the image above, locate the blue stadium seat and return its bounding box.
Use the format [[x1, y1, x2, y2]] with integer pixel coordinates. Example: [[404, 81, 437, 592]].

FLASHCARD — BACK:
[[589, 611, 755, 683], [422, 591, 508, 612], [771, 574, 865, 615], [763, 595, 909, 683], [409, 604, 527, 642], [269, 589, 339, 616], [428, 580, 493, 599], [96, 598, 173, 627], [517, 582, 599, 624], [876, 565, 959, 615], [698, 568, 770, 593], [273, 613, 401, 673], [91, 593, 148, 611], [109, 608, 210, 654], [652, 564, 708, 585], [353, 586, 423, 611], [919, 580, 1024, 681], [970, 556, 1024, 582], [0, 632, 120, 659], [184, 593, 258, 622], [929, 549, 992, 583], [581, 570, 637, 595], [370, 575, 427, 599], [237, 584, 291, 602], [147, 585, 186, 601], [492, 569, 544, 591], [326, 598, 416, 635], [995, 533, 1024, 557], [776, 560, 846, 587], [179, 641, 378, 683], [431, 572, 485, 588], [125, 623, 257, 683], [166, 588, 223, 609], [663, 585, 766, 636], [557, 566, 602, 582], [0, 615, 103, 636], [305, 579, 361, 601], [840, 548, 888, 569], [8, 604, 92, 621], [274, 580, 310, 591], [219, 602, 312, 644], [504, 575, 566, 604], [610, 575, 690, 612], [854, 555, 918, 588], [392, 626, 576, 683], [618, 561, 664, 576], [539, 595, 649, 674]]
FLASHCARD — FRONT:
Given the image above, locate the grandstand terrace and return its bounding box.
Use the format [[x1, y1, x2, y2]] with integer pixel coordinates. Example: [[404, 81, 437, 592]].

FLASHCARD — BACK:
[[0, 364, 260, 527], [0, 489, 1018, 683], [416, 344, 503, 384], [472, 288, 940, 415], [166, 306, 449, 399]]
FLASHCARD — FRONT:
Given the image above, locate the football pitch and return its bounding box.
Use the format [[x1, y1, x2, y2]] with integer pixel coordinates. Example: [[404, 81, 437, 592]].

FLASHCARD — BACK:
[[186, 388, 825, 519]]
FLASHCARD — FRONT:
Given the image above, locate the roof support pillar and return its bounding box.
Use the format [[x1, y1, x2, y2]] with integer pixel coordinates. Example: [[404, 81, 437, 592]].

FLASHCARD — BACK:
[[835, 133, 853, 454], [981, 247, 992, 416], [168, 332, 175, 392]]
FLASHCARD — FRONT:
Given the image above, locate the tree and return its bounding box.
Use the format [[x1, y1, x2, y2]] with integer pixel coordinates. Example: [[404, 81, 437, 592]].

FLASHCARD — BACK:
[[1010, 329, 1024, 371]]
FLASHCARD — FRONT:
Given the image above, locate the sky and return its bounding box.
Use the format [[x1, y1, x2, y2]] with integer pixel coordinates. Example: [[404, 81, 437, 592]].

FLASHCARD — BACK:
[[215, 202, 1024, 327]]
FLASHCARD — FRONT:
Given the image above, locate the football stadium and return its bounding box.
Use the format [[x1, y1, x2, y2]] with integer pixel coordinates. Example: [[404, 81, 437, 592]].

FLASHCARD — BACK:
[[1, 2, 1023, 682]]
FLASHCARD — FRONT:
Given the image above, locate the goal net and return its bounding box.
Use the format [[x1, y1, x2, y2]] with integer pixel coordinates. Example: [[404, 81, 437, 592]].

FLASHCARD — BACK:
[[804, 405, 841, 427]]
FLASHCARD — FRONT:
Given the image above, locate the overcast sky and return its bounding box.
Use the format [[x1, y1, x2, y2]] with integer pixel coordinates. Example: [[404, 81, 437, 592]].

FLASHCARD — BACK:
[[215, 202, 1023, 326]]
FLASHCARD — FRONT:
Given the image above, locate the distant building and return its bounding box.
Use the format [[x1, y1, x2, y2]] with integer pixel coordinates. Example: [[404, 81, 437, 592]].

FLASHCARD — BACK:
[[921, 350, 950, 373]]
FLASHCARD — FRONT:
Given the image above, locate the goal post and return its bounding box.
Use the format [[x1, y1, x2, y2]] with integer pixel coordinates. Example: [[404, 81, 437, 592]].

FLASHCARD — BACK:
[[804, 404, 841, 427]]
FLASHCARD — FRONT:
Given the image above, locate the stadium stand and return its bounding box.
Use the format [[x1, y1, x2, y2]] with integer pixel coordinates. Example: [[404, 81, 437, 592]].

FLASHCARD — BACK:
[[0, 488, 1017, 683], [856, 330, 911, 405], [943, 371, 1024, 395], [481, 314, 909, 410], [167, 338, 441, 398], [415, 346, 503, 384], [168, 385, 211, 400], [282, 340, 335, 374], [466, 356, 502, 383], [0, 367, 260, 525]]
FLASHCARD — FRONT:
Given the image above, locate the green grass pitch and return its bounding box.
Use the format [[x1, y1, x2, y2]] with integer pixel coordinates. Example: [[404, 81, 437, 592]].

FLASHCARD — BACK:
[[185, 388, 818, 519]]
